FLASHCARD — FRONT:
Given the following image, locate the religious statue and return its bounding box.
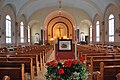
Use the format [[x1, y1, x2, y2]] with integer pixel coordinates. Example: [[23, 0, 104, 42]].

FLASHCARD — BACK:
[[34, 33, 40, 44], [57, 25, 63, 39]]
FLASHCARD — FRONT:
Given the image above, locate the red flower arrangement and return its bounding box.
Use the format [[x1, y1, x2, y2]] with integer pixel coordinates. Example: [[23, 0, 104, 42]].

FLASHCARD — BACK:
[[45, 56, 87, 80], [58, 68, 64, 74]]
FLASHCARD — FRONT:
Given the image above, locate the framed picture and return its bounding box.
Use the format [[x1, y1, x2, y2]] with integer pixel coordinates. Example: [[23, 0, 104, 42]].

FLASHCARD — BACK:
[[58, 39, 72, 51]]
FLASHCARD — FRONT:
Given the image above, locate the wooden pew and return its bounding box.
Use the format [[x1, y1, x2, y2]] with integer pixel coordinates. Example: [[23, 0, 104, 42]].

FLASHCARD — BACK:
[[0, 58, 34, 80], [88, 64, 100, 80], [77, 45, 106, 54], [9, 54, 40, 76], [0, 64, 25, 80], [86, 55, 114, 65], [0, 44, 54, 77], [100, 62, 120, 80], [77, 45, 120, 56], [84, 53, 120, 66], [0, 50, 42, 75], [0, 53, 40, 76], [89, 58, 120, 80]]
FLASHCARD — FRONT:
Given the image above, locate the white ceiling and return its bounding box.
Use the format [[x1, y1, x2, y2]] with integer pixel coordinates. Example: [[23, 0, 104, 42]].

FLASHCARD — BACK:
[[2, 0, 120, 20]]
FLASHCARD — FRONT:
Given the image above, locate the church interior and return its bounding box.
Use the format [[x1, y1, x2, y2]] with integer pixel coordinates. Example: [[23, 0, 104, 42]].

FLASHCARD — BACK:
[[0, 0, 120, 80]]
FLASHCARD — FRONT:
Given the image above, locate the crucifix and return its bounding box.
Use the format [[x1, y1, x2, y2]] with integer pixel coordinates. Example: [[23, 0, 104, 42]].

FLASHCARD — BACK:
[[57, 26, 63, 38]]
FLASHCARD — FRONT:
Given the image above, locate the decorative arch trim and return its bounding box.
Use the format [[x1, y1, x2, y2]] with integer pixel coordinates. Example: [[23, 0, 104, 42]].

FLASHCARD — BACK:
[[47, 16, 73, 29]]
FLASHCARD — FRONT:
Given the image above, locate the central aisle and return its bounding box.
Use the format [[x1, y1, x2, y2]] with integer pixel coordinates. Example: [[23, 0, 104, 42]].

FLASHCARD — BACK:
[[35, 50, 55, 80]]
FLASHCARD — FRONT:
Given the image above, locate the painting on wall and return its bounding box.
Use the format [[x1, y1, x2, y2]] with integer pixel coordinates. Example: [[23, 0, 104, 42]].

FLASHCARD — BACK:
[[58, 39, 72, 51]]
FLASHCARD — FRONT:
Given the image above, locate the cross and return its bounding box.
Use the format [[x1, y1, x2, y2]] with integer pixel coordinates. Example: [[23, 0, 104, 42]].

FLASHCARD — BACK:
[[57, 26, 63, 38]]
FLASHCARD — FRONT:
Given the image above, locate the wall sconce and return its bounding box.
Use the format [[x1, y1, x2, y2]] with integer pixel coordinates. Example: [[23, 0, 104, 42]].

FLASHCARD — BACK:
[[0, 27, 5, 35], [119, 14, 120, 20], [15, 22, 18, 26], [13, 32, 14, 36], [100, 31, 102, 35], [116, 27, 120, 36], [102, 21, 104, 25], [106, 31, 107, 35], [0, 15, 1, 20], [0, 28, 1, 36], [0, 31, 4, 38]]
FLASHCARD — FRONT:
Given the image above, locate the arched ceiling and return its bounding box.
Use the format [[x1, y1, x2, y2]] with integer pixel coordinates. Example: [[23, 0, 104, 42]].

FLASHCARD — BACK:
[[2, 0, 120, 20]]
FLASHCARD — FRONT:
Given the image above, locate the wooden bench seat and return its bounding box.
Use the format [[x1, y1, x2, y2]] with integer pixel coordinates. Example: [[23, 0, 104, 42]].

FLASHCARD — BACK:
[[88, 58, 120, 80], [100, 62, 120, 80], [90, 58, 120, 70], [0, 64, 24, 80], [0, 59, 34, 80], [0, 51, 43, 73], [86, 54, 120, 62], [0, 44, 54, 79]]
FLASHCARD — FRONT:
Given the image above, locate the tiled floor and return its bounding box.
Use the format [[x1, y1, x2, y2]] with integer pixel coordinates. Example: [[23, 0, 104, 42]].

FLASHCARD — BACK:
[[35, 50, 55, 80]]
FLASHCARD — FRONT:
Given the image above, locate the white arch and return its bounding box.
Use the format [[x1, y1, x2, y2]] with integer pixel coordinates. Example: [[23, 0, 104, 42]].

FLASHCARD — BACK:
[[44, 10, 76, 29], [28, 20, 40, 28]]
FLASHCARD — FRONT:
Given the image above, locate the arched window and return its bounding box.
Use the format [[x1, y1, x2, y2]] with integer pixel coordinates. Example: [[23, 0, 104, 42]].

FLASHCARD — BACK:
[[108, 14, 114, 42], [20, 22, 24, 43], [96, 21, 100, 42], [28, 26, 30, 43], [90, 25, 92, 42], [6, 15, 12, 43]]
